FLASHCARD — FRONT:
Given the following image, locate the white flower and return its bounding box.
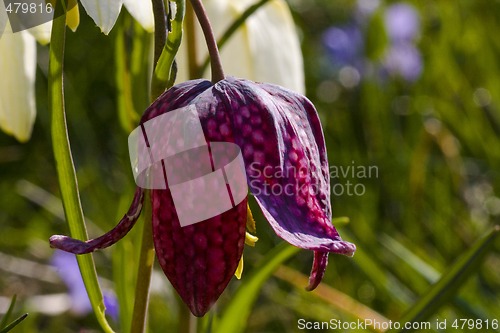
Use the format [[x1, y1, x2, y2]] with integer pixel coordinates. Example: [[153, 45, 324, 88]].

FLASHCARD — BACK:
[[0, 1, 80, 142], [0, 2, 36, 142], [176, 0, 305, 93], [80, 0, 154, 34], [122, 0, 154, 33]]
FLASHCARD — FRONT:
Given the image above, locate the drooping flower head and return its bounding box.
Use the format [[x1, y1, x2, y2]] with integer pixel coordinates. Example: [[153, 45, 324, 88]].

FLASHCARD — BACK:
[[50, 77, 355, 316]]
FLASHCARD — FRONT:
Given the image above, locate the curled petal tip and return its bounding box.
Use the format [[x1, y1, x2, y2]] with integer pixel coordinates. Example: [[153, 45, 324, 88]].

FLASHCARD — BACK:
[[49, 187, 144, 255], [49, 235, 93, 254], [305, 241, 356, 291], [305, 251, 329, 291], [333, 240, 356, 257]]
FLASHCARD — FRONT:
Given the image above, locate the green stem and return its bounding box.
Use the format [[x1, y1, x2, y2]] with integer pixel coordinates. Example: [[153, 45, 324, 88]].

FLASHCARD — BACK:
[[185, 0, 198, 80], [189, 0, 225, 82], [130, 192, 154, 333], [152, 0, 186, 99], [197, 0, 271, 76], [48, 1, 114, 332], [152, 0, 167, 68], [176, 295, 198, 333]]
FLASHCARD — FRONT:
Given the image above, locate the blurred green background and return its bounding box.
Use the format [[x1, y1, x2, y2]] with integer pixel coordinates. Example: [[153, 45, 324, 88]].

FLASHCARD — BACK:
[[1, 0, 499, 332]]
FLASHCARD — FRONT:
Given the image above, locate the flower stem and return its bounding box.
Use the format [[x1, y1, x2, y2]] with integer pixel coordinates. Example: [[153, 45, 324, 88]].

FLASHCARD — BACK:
[[185, 0, 198, 80], [176, 295, 198, 333], [49, 1, 115, 332], [189, 0, 225, 83], [130, 192, 154, 333], [129, 0, 169, 329], [152, 0, 167, 68]]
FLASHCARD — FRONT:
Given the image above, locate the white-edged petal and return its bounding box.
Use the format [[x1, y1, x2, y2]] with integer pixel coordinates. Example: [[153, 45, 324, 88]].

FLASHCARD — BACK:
[[123, 0, 154, 32], [80, 0, 123, 35], [0, 24, 37, 142]]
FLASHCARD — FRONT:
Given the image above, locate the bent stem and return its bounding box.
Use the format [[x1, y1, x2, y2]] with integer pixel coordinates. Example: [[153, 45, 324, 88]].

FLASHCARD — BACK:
[[189, 0, 225, 83]]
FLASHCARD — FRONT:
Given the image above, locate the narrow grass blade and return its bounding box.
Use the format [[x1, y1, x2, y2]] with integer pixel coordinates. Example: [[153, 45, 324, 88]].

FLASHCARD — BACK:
[[0, 295, 16, 329], [216, 243, 300, 333], [0, 313, 28, 333], [388, 226, 500, 333], [48, 2, 115, 332]]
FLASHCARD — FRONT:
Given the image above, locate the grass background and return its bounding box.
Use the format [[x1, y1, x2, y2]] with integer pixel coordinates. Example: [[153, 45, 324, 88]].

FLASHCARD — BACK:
[[0, 0, 499, 332]]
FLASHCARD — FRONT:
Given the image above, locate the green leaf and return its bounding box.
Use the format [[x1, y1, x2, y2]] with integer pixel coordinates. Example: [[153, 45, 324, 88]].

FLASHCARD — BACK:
[[48, 2, 115, 332], [364, 9, 389, 61], [216, 243, 300, 333], [115, 14, 140, 133], [0, 314, 28, 333], [387, 226, 500, 333], [0, 295, 16, 329]]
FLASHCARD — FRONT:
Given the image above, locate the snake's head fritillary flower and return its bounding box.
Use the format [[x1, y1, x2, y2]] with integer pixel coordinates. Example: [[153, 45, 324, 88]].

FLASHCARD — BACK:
[[0, 0, 78, 142], [50, 77, 356, 316]]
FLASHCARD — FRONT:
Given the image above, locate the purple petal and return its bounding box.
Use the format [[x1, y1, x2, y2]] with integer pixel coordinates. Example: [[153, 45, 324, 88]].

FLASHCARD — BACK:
[[139, 77, 355, 293], [141, 81, 247, 317], [50, 187, 144, 254], [141, 79, 213, 122], [212, 78, 355, 257], [306, 251, 329, 291]]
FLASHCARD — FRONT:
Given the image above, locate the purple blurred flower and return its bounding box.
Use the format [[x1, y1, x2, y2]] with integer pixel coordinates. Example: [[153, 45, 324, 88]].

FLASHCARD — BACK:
[[51, 250, 119, 321], [383, 43, 423, 82], [322, 1, 423, 84], [322, 25, 364, 69], [384, 3, 420, 43], [103, 290, 119, 321]]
